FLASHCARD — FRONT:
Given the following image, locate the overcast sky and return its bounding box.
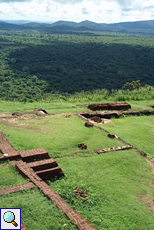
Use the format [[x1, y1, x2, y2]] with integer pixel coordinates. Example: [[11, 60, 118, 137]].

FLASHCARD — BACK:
[[0, 0, 154, 23]]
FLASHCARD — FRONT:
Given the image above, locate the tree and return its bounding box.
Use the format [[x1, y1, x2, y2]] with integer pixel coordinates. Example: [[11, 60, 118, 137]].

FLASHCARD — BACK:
[[122, 80, 141, 91]]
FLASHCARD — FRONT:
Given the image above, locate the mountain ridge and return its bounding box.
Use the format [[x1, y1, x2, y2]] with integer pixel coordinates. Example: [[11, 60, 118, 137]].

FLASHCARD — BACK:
[[0, 19, 154, 34]]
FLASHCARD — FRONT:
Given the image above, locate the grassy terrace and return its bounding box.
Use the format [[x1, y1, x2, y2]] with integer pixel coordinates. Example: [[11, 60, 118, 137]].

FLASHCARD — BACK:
[[102, 115, 154, 158], [0, 99, 154, 229], [0, 99, 152, 114], [0, 115, 123, 158], [51, 151, 154, 229]]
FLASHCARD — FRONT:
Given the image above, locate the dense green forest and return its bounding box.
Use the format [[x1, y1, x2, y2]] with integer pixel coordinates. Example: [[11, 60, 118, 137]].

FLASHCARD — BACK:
[[0, 26, 154, 101]]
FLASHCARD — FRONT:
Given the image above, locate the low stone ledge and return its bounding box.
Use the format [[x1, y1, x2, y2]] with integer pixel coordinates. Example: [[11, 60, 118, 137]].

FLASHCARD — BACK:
[[19, 148, 50, 162], [96, 145, 133, 154], [0, 182, 35, 196], [88, 103, 131, 111]]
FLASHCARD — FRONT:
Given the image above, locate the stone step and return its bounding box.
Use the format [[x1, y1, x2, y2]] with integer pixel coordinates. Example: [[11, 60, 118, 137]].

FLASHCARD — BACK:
[[27, 158, 58, 171], [19, 148, 50, 162], [0, 152, 20, 162], [36, 166, 64, 180]]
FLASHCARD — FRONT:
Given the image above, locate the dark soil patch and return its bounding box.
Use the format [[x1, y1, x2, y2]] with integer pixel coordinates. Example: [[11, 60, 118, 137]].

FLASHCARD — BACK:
[[81, 112, 120, 120], [90, 116, 102, 123], [80, 109, 154, 122], [123, 109, 154, 116]]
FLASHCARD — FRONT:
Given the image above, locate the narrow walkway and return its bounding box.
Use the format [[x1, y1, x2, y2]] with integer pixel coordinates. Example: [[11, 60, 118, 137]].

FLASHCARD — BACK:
[[0, 182, 35, 196]]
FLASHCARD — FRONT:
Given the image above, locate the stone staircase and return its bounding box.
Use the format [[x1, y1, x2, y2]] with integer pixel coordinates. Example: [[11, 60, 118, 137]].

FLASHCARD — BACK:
[[19, 148, 50, 161], [27, 158, 64, 180], [0, 131, 64, 181]]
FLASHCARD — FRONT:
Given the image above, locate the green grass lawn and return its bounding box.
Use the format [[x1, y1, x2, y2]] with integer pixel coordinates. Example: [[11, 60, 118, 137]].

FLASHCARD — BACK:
[[0, 188, 77, 230], [0, 161, 29, 189], [127, 100, 154, 110], [0, 100, 88, 114], [0, 115, 123, 158], [102, 115, 154, 158], [50, 150, 154, 230], [0, 160, 76, 230]]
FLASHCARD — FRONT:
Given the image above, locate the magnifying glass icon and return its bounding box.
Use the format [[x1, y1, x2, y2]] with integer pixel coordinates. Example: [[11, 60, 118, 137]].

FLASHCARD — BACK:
[[3, 211, 18, 227]]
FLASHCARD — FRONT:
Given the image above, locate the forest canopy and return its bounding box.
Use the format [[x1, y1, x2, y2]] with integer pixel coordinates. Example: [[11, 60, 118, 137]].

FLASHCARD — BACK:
[[0, 28, 154, 101]]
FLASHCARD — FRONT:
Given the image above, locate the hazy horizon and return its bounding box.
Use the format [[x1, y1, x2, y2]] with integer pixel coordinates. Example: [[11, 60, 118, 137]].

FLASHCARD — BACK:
[[0, 0, 154, 24]]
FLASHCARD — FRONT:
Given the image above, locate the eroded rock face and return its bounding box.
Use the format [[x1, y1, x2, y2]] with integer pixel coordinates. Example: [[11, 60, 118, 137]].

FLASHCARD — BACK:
[[78, 143, 87, 149], [88, 103, 131, 111], [85, 121, 94, 127]]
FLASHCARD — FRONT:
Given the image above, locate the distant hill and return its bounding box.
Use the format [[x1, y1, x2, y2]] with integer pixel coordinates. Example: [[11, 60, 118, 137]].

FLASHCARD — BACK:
[[0, 19, 154, 34], [0, 21, 22, 30], [4, 20, 31, 25]]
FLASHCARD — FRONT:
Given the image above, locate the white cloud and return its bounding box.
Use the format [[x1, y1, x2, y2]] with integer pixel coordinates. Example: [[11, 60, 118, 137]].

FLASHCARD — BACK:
[[0, 0, 154, 23], [52, 0, 83, 3], [0, 0, 30, 2]]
